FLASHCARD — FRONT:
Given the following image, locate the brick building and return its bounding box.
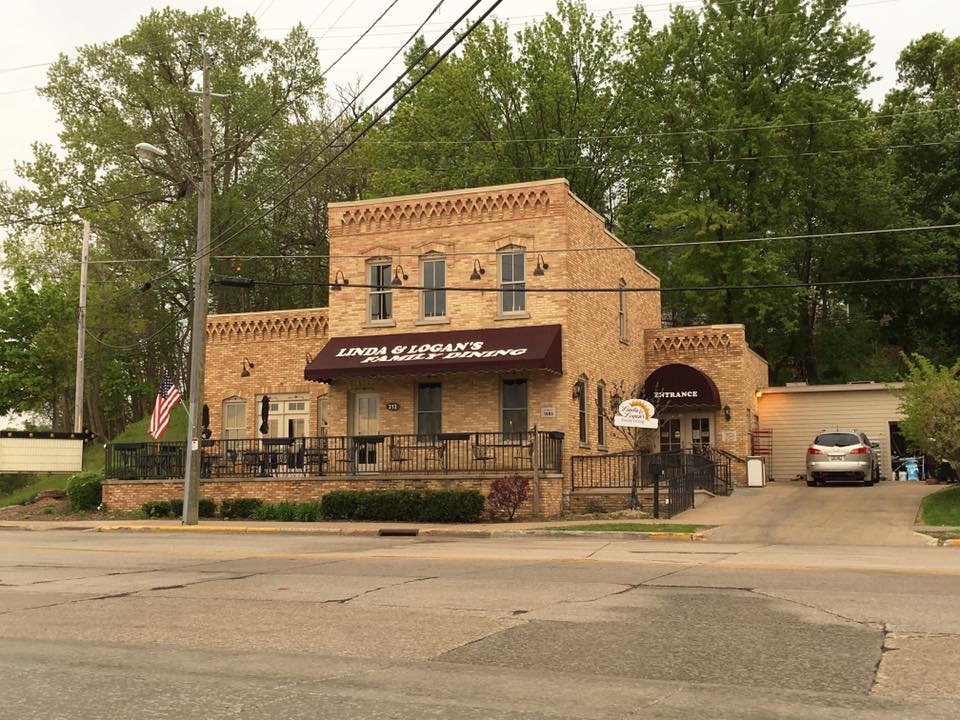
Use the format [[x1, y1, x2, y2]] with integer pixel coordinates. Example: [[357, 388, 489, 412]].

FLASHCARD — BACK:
[[103, 179, 769, 515]]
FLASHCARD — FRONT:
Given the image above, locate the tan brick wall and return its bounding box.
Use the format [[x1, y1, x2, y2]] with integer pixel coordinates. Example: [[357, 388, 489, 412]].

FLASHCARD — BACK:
[[204, 308, 330, 439], [102, 474, 565, 518], [644, 324, 770, 485], [197, 179, 770, 502]]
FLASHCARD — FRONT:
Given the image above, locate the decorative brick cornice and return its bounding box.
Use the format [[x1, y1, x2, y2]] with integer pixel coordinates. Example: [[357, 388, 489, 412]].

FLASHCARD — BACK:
[[336, 188, 552, 234], [649, 331, 732, 354], [207, 311, 328, 344]]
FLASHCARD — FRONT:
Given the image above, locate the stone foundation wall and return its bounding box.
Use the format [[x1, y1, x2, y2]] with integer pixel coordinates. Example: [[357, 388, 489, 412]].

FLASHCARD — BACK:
[[103, 474, 565, 519]]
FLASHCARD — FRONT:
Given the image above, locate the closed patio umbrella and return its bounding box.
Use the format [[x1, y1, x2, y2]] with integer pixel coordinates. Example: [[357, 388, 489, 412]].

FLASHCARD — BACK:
[[259, 395, 270, 435], [201, 404, 212, 439]]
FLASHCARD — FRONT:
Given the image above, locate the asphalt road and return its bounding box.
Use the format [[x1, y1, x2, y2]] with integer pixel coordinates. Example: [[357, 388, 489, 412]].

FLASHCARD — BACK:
[[1, 529, 958, 719]]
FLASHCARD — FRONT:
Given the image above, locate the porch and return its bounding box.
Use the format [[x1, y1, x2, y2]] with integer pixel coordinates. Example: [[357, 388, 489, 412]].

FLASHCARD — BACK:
[[104, 430, 564, 481]]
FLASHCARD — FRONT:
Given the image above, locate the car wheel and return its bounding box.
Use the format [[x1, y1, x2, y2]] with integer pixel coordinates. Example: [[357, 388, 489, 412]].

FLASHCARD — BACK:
[[806, 479, 817, 487]]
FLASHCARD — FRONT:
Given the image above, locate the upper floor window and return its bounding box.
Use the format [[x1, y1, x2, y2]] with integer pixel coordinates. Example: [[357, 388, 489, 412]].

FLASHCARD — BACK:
[[499, 247, 525, 314], [618, 280, 628, 342], [421, 254, 446, 319], [368, 259, 392, 322]]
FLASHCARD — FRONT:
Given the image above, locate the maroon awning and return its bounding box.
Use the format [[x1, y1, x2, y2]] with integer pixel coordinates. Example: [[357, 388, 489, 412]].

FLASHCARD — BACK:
[[642, 363, 721, 409], [305, 325, 563, 382]]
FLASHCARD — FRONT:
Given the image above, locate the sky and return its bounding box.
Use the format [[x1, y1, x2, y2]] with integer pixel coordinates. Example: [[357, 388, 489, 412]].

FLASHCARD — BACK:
[[0, 0, 957, 186]]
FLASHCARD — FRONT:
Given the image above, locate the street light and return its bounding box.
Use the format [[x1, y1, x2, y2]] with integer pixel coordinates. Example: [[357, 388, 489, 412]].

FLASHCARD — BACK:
[[136, 35, 214, 526]]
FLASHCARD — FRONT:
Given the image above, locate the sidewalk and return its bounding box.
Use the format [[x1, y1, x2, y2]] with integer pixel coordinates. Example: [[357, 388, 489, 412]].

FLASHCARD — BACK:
[[0, 517, 702, 539]]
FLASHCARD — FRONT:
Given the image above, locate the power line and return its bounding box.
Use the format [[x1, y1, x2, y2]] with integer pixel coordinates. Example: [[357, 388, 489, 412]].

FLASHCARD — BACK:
[[84, 306, 188, 352], [212, 273, 960, 293], [136, 0, 477, 291], [59, 221, 960, 265], [0, 184, 175, 228]]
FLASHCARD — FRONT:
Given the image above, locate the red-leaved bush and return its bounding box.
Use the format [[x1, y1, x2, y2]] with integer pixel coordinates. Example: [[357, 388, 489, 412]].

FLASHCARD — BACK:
[[487, 475, 530, 520]]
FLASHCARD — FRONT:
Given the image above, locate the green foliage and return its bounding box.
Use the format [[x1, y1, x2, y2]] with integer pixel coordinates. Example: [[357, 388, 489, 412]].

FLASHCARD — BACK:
[[141, 498, 216, 518], [219, 497, 263, 519], [253, 502, 322, 522], [0, 474, 33, 496], [897, 354, 960, 471], [66, 471, 103, 511], [320, 489, 484, 523], [141, 500, 172, 518]]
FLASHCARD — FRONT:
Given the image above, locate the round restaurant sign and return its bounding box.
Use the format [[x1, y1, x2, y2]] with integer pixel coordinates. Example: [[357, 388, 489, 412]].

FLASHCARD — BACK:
[[614, 398, 659, 429]]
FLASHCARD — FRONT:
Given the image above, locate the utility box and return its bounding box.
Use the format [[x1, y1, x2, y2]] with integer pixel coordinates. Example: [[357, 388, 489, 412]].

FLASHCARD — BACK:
[[746, 456, 767, 487]]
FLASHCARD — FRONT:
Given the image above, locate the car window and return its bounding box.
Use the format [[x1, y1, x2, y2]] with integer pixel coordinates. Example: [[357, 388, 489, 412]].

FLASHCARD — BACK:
[[814, 433, 861, 447]]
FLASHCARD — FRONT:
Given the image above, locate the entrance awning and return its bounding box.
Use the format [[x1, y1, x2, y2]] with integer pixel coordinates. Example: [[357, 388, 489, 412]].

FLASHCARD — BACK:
[[305, 325, 562, 382], [642, 363, 721, 409]]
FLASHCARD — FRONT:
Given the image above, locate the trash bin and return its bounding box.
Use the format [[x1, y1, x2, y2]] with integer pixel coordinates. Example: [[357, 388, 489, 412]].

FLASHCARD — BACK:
[[747, 456, 766, 487], [904, 458, 920, 482]]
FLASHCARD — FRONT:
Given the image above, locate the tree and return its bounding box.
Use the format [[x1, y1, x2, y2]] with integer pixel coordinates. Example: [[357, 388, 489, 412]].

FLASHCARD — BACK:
[[0, 8, 365, 434], [617, 0, 898, 383], [897, 354, 960, 472], [0, 273, 76, 427]]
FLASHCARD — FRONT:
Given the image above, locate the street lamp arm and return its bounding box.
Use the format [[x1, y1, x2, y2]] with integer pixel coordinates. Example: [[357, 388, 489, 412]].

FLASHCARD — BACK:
[[134, 142, 201, 190]]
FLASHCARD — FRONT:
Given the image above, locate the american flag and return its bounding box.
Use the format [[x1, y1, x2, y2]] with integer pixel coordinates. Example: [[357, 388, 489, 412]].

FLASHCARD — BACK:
[[148, 371, 182, 441]]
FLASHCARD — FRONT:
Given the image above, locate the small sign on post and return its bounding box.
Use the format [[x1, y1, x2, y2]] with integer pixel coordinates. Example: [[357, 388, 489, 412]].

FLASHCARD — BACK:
[[614, 398, 659, 429]]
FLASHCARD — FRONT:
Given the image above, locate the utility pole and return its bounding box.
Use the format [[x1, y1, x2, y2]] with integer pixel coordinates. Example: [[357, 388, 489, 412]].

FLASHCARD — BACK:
[[182, 36, 213, 525], [73, 220, 90, 434]]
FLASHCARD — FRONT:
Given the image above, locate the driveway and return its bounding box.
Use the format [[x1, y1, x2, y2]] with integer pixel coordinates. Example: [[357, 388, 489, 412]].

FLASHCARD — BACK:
[[681, 480, 941, 545]]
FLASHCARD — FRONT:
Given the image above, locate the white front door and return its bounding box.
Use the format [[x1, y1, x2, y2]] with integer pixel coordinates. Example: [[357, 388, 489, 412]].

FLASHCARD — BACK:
[[353, 392, 380, 471]]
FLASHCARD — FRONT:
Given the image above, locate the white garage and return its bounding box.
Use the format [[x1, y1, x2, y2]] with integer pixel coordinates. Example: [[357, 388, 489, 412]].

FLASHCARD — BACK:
[[756, 382, 904, 481]]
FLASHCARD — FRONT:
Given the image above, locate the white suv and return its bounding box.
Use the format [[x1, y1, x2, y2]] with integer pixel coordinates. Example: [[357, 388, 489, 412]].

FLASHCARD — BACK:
[[806, 431, 879, 487]]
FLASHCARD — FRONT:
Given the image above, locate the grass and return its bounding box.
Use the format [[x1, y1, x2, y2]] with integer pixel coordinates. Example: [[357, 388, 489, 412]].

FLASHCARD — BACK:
[[551, 523, 706, 533], [0, 406, 189, 509], [919, 486, 960, 527]]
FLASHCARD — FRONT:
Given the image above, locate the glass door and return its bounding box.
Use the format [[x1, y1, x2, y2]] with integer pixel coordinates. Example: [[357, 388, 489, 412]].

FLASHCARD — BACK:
[[659, 417, 682, 452], [691, 417, 711, 449], [353, 392, 380, 471]]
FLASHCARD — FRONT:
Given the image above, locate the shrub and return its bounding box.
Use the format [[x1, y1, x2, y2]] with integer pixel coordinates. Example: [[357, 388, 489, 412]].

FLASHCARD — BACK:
[[141, 500, 172, 518], [198, 498, 217, 518], [320, 489, 484, 523], [0, 474, 32, 496], [320, 490, 363, 520], [219, 497, 263, 519], [66, 471, 103, 511], [487, 475, 530, 521], [253, 501, 323, 522]]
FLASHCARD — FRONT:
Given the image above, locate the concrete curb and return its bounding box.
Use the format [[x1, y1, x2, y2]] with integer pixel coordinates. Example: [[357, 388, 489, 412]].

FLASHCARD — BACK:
[[514, 530, 705, 541], [89, 524, 706, 541]]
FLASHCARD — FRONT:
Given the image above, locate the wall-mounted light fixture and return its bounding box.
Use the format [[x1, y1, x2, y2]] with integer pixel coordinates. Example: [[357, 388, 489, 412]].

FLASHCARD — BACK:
[[331, 270, 350, 291], [532, 254, 549, 277], [305, 352, 314, 365], [240, 358, 255, 378], [469, 258, 486, 281], [755, 390, 763, 399], [723, 404, 731, 421], [610, 393, 622, 410], [572, 381, 583, 401], [391, 265, 408, 287]]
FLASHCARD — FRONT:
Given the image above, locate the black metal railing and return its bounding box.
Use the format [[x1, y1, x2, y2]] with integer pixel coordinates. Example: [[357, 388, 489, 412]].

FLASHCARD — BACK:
[[690, 445, 735, 495], [570, 448, 715, 518], [105, 430, 564, 480]]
